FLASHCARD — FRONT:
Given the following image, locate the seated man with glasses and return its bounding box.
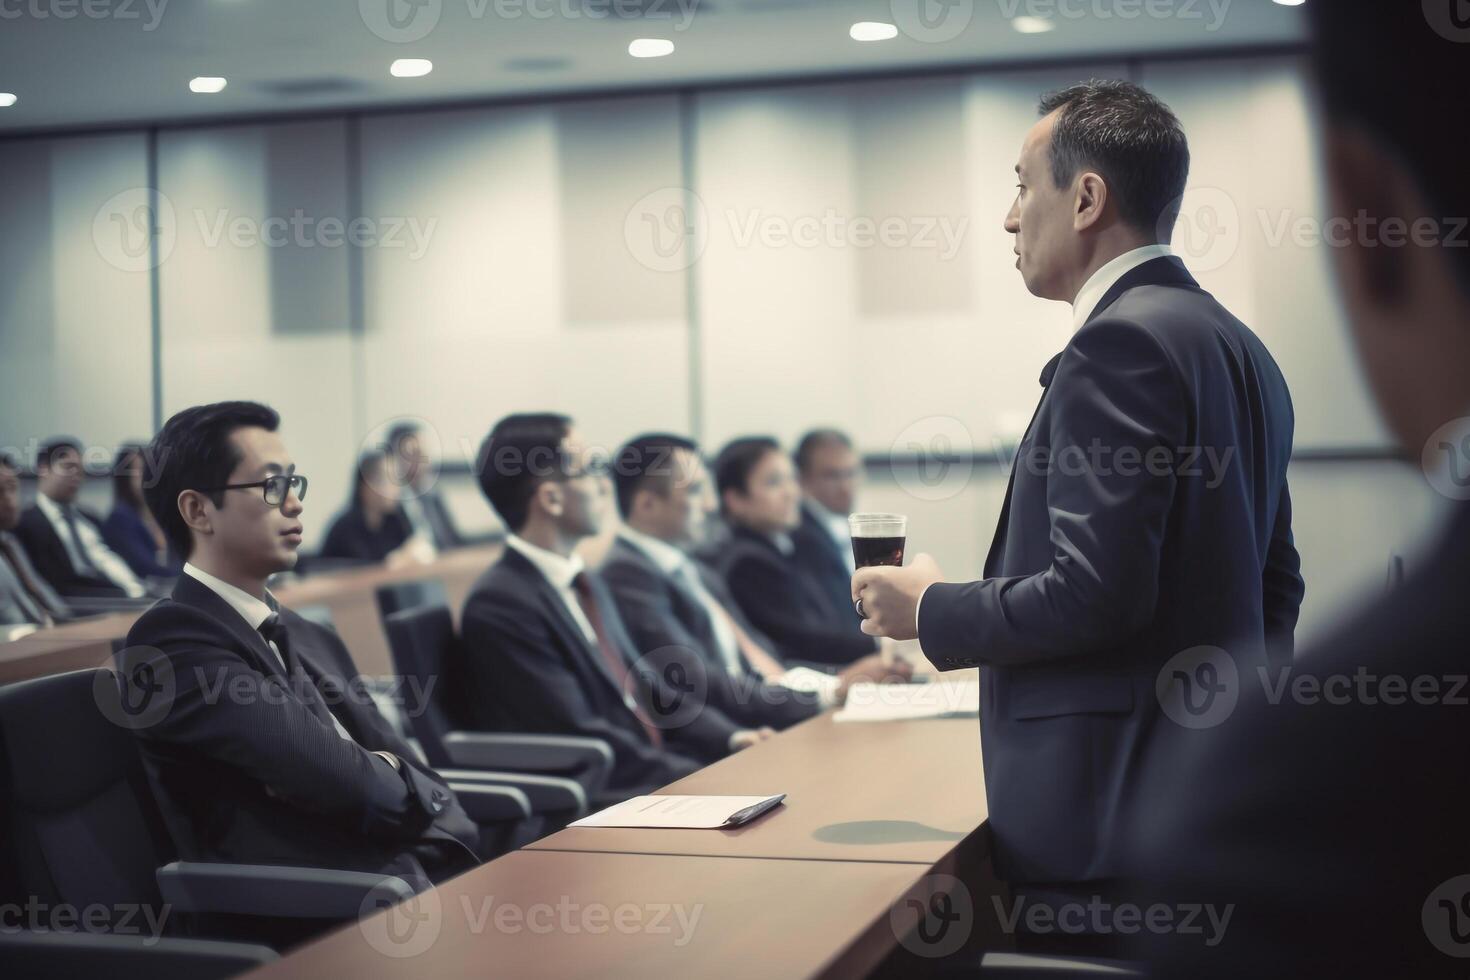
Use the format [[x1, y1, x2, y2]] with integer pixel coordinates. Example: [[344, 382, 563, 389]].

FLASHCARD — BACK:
[[120, 400, 481, 891], [460, 413, 769, 797]]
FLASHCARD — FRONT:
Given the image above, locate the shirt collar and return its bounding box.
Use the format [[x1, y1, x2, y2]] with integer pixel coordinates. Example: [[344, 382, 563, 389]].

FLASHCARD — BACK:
[[1070, 243, 1174, 332], [506, 533, 585, 590], [35, 493, 68, 522], [803, 498, 850, 540], [183, 562, 276, 631], [617, 525, 688, 576]]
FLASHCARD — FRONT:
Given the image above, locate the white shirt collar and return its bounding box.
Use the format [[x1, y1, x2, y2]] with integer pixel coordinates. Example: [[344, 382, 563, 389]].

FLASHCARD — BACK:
[[183, 562, 276, 631], [617, 525, 688, 576], [35, 492, 69, 523], [804, 497, 850, 541], [505, 533, 585, 590], [1070, 243, 1175, 333]]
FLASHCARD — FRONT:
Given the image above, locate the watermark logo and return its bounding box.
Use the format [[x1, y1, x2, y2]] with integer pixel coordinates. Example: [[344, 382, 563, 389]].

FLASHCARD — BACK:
[[1156, 645, 1238, 729], [891, 0, 974, 42], [630, 646, 710, 732], [359, 880, 442, 958], [1423, 0, 1470, 42], [624, 187, 707, 273], [1161, 186, 1239, 273], [890, 416, 975, 502], [0, 0, 170, 31], [92, 187, 176, 273], [360, 0, 442, 42], [1424, 875, 1470, 958], [362, 415, 448, 503], [95, 646, 176, 731], [1422, 417, 1470, 501], [891, 874, 973, 958]]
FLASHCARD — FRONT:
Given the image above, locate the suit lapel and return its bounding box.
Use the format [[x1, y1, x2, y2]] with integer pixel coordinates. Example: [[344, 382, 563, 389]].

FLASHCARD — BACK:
[[171, 574, 290, 683], [614, 538, 714, 644], [503, 548, 625, 698]]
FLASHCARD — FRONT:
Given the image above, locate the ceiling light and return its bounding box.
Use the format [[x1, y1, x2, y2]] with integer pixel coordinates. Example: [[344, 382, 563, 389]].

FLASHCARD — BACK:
[[628, 38, 674, 58], [0, 93, 16, 107], [850, 21, 899, 41], [1272, 0, 1305, 6], [390, 58, 433, 78], [189, 77, 227, 94], [1011, 16, 1055, 33]]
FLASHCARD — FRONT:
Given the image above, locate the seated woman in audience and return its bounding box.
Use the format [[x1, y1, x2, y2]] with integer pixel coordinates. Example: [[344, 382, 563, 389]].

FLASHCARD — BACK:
[[702, 437, 887, 668], [320, 449, 432, 567], [101, 444, 182, 580]]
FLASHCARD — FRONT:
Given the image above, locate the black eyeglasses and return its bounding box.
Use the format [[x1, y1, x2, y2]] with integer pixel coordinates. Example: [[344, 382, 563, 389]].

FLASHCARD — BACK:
[[200, 467, 309, 512]]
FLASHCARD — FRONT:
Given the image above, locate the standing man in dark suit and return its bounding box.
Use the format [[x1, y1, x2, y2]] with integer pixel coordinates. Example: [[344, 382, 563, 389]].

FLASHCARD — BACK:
[[852, 79, 1304, 948], [791, 428, 862, 626], [123, 401, 480, 889], [602, 434, 907, 732], [706, 436, 894, 669], [461, 414, 769, 796], [16, 437, 148, 599], [1124, 7, 1470, 975], [0, 452, 73, 630], [389, 421, 465, 551]]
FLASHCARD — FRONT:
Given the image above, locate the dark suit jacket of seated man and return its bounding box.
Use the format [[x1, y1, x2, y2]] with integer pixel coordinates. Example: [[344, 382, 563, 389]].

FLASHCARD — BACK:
[[126, 570, 480, 884], [852, 81, 1305, 908]]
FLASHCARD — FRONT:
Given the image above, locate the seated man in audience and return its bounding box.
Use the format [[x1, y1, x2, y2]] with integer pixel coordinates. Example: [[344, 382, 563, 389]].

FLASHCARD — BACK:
[[389, 421, 465, 551], [0, 452, 73, 630], [791, 428, 863, 625], [461, 414, 769, 795], [123, 401, 480, 890], [702, 436, 891, 668], [16, 437, 147, 599], [603, 433, 910, 726]]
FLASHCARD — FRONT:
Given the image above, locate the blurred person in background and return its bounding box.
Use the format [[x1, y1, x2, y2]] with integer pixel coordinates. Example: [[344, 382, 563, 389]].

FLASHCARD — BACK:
[[101, 443, 181, 580], [320, 449, 433, 568]]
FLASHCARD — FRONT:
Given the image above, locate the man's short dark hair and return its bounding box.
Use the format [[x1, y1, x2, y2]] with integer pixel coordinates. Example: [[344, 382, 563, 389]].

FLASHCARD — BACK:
[[713, 436, 781, 514], [1037, 78, 1190, 234], [793, 428, 853, 476], [1307, 3, 1469, 298], [386, 422, 420, 454], [36, 437, 82, 471], [0, 451, 18, 473], [474, 413, 572, 533], [613, 433, 698, 520], [144, 401, 280, 560]]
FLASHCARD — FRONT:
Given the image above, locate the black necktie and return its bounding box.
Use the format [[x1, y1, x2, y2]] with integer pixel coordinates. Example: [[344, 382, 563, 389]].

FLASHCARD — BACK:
[[259, 612, 333, 727]]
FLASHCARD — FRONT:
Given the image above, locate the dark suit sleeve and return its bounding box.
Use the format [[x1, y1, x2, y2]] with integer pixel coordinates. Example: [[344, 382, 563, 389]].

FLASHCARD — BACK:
[[723, 551, 876, 666], [919, 317, 1186, 666], [460, 592, 698, 788], [1262, 481, 1304, 662], [596, 568, 742, 760], [128, 611, 448, 843]]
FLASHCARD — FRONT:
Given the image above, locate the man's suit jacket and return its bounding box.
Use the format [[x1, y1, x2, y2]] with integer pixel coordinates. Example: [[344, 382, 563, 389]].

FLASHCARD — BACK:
[[600, 536, 820, 732], [1121, 502, 1469, 977], [124, 574, 481, 880], [15, 504, 129, 598], [458, 547, 713, 791], [918, 255, 1304, 886], [702, 524, 877, 667], [0, 531, 71, 626], [791, 503, 860, 627]]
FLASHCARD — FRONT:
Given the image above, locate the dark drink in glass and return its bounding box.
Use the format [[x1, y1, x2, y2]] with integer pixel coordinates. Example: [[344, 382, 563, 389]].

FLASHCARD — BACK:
[[848, 513, 908, 568]]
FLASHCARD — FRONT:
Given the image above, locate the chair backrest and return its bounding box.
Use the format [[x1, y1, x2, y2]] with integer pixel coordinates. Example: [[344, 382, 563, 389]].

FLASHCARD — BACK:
[[381, 605, 460, 770], [0, 669, 174, 922], [375, 579, 448, 622]]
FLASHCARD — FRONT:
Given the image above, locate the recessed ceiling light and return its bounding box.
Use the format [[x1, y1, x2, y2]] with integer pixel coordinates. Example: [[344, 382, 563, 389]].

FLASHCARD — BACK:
[[628, 38, 674, 58], [0, 93, 16, 107], [849, 21, 898, 41], [1272, 0, 1305, 6], [189, 77, 227, 94], [1011, 16, 1055, 33], [390, 58, 433, 78]]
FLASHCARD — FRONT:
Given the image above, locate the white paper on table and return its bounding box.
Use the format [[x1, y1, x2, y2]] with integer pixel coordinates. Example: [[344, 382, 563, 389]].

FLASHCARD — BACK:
[[568, 794, 787, 829], [832, 678, 980, 722]]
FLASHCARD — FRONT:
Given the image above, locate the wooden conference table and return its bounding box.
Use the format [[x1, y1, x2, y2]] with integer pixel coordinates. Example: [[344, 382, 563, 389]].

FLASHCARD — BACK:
[[249, 706, 999, 980], [0, 543, 502, 685]]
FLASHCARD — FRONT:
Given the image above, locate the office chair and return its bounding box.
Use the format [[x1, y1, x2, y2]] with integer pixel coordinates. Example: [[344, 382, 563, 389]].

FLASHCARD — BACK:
[[0, 669, 532, 951], [383, 604, 617, 812], [0, 932, 276, 980], [375, 579, 448, 621]]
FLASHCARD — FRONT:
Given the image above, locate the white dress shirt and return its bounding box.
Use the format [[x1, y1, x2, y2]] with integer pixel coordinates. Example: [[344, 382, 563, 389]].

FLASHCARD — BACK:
[[804, 498, 855, 574], [183, 562, 353, 741], [913, 244, 1176, 634], [504, 534, 596, 645], [36, 493, 146, 597]]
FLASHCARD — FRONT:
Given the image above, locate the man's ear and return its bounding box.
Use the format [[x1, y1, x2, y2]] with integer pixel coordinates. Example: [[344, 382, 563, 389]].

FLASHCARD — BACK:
[[1073, 171, 1108, 231], [177, 489, 212, 540], [1324, 123, 1412, 308], [535, 481, 564, 519]]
